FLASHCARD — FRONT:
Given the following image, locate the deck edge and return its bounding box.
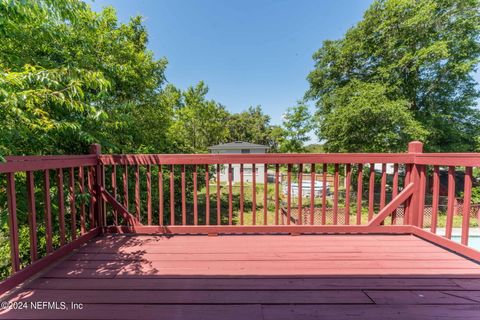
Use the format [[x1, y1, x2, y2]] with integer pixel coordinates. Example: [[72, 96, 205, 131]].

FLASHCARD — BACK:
[[0, 227, 101, 296]]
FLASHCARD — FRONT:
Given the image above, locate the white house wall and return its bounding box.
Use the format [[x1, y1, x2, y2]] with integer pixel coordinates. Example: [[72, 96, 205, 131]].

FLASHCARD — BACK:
[[211, 148, 269, 183]]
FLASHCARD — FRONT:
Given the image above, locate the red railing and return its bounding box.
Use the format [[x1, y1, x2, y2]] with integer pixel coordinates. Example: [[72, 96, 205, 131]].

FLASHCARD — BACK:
[[0, 141, 479, 294]]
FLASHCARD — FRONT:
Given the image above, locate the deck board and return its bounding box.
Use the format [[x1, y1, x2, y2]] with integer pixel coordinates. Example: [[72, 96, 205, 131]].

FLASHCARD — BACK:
[[1, 234, 479, 319], [261, 305, 480, 320]]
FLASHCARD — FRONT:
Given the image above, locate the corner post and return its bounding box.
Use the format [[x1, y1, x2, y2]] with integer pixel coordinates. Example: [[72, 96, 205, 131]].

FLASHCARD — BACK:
[[89, 144, 104, 230], [407, 141, 424, 227]]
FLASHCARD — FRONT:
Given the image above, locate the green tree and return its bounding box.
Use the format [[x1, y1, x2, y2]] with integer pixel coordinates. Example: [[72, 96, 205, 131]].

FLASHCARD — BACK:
[[0, 0, 168, 156], [170, 81, 230, 153], [306, 0, 480, 152], [317, 81, 428, 152], [280, 101, 313, 152], [124, 85, 179, 154], [226, 106, 283, 150]]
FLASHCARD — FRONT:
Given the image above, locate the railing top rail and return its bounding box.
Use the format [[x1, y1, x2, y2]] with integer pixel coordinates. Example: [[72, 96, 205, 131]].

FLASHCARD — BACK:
[[98, 153, 415, 165], [5, 154, 97, 162], [0, 154, 98, 173], [2, 143, 480, 173], [414, 153, 480, 166]]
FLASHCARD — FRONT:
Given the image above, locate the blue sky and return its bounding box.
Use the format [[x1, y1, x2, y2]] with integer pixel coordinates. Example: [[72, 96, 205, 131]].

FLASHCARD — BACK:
[[89, 0, 373, 128], [89, 0, 479, 133]]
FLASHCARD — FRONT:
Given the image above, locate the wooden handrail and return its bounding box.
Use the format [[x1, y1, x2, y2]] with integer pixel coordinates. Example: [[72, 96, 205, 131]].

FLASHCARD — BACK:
[[98, 153, 415, 165], [0, 155, 98, 173]]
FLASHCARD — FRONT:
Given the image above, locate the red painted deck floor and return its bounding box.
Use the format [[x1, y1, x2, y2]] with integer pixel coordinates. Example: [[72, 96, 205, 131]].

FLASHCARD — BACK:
[[1, 234, 480, 319]]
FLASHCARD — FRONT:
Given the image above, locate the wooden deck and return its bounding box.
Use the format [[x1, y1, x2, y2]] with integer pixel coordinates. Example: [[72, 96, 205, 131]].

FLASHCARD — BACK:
[[1, 234, 480, 319]]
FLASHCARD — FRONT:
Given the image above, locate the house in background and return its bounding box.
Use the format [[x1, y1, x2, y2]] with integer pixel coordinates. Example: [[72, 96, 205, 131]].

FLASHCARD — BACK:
[[208, 141, 270, 183]]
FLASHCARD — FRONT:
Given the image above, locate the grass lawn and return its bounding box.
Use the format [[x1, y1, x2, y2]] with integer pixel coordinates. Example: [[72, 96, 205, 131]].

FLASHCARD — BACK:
[[200, 182, 478, 228]]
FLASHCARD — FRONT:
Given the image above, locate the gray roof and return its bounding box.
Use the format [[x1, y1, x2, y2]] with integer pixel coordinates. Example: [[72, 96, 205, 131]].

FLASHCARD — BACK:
[[208, 141, 270, 150]]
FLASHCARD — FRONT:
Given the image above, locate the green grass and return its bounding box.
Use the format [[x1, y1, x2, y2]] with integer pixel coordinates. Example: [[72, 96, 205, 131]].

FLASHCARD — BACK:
[[200, 182, 478, 228]]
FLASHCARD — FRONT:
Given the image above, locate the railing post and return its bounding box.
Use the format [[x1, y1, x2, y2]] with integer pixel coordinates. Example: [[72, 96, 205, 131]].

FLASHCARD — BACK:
[[6, 172, 20, 272], [89, 144, 104, 230], [408, 141, 424, 227]]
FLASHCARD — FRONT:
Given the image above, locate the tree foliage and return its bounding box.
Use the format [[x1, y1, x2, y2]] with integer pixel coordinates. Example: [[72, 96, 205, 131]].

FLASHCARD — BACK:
[[226, 106, 284, 151], [307, 0, 480, 152], [170, 82, 230, 152], [0, 0, 167, 155], [280, 101, 313, 153], [317, 81, 428, 152]]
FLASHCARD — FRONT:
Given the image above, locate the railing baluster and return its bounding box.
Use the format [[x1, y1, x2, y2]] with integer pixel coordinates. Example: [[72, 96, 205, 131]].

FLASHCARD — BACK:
[[310, 163, 315, 225], [158, 165, 164, 225], [417, 164, 427, 228], [228, 163, 233, 225], [404, 164, 412, 225], [380, 163, 387, 210], [368, 163, 375, 221], [111, 164, 117, 225], [333, 163, 339, 225], [264, 163, 268, 225], [193, 164, 198, 226], [170, 165, 175, 225], [252, 163, 257, 225], [135, 165, 140, 222], [286, 164, 291, 225], [216, 164, 221, 225], [356, 164, 363, 225], [102, 165, 106, 227], [430, 165, 440, 234], [322, 163, 327, 225], [123, 164, 129, 211], [445, 166, 456, 239], [461, 167, 472, 245], [181, 164, 186, 225], [146, 164, 152, 225], [275, 164, 279, 225], [298, 164, 303, 225], [44, 169, 53, 253], [391, 164, 399, 225], [111, 164, 117, 198], [78, 167, 86, 234], [6, 172, 20, 272], [26, 171, 38, 262], [69, 168, 77, 240], [345, 164, 351, 225], [205, 165, 210, 225], [87, 167, 95, 229], [240, 164, 244, 225], [57, 169, 66, 246]]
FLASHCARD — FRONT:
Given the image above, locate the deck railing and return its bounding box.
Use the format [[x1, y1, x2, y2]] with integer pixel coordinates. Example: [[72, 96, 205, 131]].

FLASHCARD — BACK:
[[0, 141, 479, 294]]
